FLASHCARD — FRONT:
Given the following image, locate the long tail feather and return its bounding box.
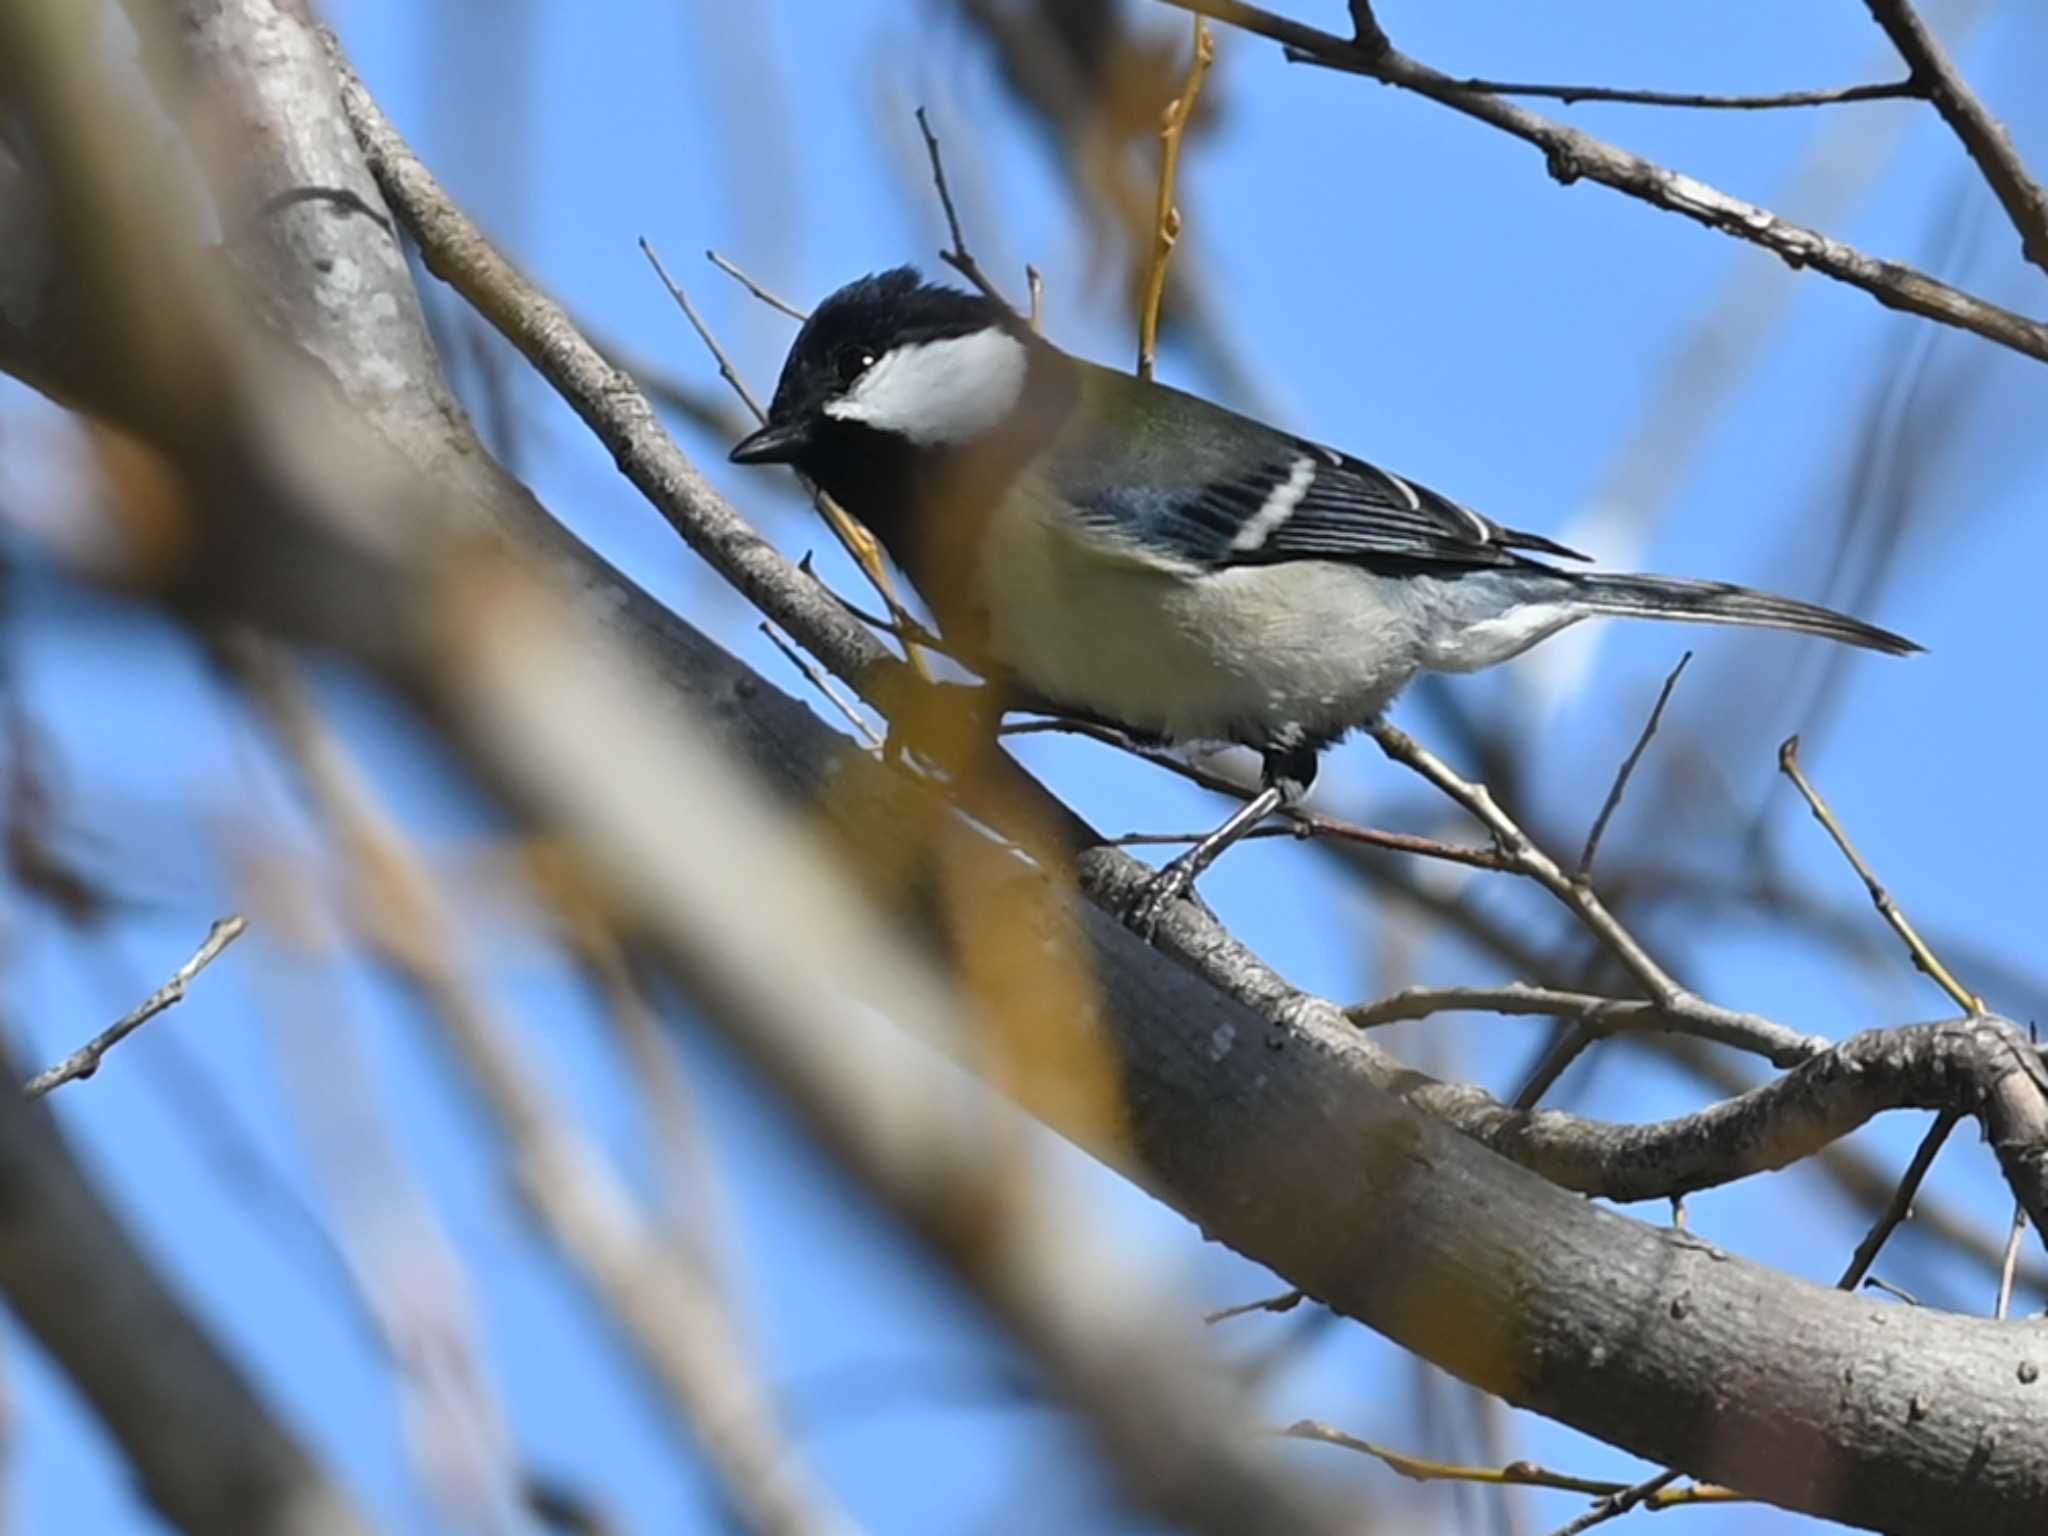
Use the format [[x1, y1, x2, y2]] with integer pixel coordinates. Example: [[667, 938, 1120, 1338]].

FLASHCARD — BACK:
[[1570, 573, 1919, 656]]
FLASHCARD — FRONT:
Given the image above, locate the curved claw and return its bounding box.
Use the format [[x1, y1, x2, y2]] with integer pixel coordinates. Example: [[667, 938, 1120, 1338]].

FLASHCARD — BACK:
[[1126, 852, 1204, 938]]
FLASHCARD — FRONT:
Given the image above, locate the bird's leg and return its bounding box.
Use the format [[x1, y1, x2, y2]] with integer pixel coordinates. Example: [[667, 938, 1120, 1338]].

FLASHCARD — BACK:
[[1126, 785, 1284, 935], [1125, 742, 1316, 937]]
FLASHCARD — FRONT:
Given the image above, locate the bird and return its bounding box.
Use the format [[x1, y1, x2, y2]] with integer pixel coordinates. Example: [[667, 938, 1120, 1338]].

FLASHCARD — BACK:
[[729, 267, 1917, 929]]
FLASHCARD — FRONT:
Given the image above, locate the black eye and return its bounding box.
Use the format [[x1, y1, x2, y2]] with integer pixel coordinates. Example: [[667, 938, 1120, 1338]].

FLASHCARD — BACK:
[[834, 345, 877, 387]]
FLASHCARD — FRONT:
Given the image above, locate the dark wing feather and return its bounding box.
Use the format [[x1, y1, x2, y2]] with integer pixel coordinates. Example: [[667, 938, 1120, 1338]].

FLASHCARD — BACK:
[[1060, 359, 1583, 571], [1073, 440, 1583, 572], [1207, 440, 1584, 568]]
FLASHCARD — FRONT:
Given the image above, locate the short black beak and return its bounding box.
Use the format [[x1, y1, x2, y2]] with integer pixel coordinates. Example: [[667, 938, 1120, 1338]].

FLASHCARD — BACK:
[[729, 418, 811, 466]]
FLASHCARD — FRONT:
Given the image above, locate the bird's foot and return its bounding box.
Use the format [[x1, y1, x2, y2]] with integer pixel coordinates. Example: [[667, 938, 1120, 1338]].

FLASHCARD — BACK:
[[1125, 850, 1212, 938]]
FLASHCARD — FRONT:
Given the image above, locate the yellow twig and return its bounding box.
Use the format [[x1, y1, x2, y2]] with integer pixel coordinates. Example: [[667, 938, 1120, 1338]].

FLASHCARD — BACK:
[[1778, 736, 1984, 1015], [1276, 1420, 1741, 1506], [1137, 17, 1215, 380]]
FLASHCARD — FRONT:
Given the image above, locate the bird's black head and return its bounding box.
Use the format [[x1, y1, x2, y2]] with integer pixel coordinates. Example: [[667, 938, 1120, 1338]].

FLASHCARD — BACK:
[[728, 268, 1028, 480], [729, 269, 1070, 641]]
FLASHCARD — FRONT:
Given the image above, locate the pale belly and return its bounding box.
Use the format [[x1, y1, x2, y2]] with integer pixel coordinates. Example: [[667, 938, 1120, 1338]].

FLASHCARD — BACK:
[[977, 493, 1425, 750]]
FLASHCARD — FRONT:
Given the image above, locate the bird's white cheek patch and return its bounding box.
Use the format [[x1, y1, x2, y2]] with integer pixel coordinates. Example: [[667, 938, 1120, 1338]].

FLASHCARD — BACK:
[[825, 329, 1029, 446]]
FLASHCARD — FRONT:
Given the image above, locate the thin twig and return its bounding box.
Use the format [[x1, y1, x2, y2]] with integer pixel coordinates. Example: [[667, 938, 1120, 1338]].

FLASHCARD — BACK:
[[1205, 1289, 1305, 1325], [1005, 715, 1511, 872], [800, 554, 962, 662], [1778, 735, 1984, 1014], [913, 106, 1013, 311], [761, 623, 884, 751], [1278, 1420, 1623, 1497], [1862, 0, 2048, 275], [705, 249, 808, 322], [1864, 1275, 1923, 1305], [639, 238, 767, 420], [1544, 1468, 1683, 1536], [642, 239, 930, 678], [1138, 15, 1215, 380], [24, 917, 249, 1097], [1369, 721, 1826, 1066], [1108, 826, 1303, 849], [1577, 652, 1690, 881], [1837, 1110, 1959, 1290], [1513, 1028, 1598, 1112], [1996, 1200, 2027, 1319], [1025, 264, 1045, 333], [1350, 982, 1695, 1036], [1434, 76, 1923, 112]]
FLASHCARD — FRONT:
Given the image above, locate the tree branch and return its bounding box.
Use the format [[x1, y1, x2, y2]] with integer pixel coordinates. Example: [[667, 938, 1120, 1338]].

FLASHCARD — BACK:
[[1368, 720, 1826, 1066], [1863, 0, 2048, 275], [23, 915, 247, 1096], [8, 5, 2048, 1527], [1435, 76, 1925, 112], [0, 1071, 372, 1535], [1149, 0, 2048, 365]]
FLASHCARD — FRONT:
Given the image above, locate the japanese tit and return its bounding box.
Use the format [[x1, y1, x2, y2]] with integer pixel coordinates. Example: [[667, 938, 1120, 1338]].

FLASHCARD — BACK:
[[731, 268, 1915, 921]]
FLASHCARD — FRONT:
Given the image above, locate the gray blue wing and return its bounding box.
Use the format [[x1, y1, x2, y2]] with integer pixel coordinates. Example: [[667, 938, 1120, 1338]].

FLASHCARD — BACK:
[[1074, 439, 1585, 571]]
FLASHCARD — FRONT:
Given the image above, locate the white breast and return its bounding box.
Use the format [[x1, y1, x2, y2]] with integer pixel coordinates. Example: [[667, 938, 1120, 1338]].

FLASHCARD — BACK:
[[978, 483, 1428, 750]]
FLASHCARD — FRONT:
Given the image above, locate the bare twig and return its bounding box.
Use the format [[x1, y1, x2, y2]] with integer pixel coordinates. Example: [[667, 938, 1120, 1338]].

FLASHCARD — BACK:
[[1865, 1276, 1923, 1305], [1532, 650, 1700, 1108], [1004, 716, 1510, 872], [1544, 1469, 1683, 1536], [1286, 1416, 1737, 1516], [642, 239, 929, 677], [1205, 1289, 1305, 1325], [1279, 1419, 1626, 1498], [913, 106, 1013, 311], [1147, 0, 2048, 366], [799, 555, 963, 663], [1778, 735, 1984, 1014], [1577, 652, 1690, 881], [591, 331, 755, 443], [1862, 0, 2048, 274], [1025, 264, 1045, 333], [1434, 76, 1925, 112], [705, 249, 808, 322], [24, 916, 248, 1097], [641, 239, 767, 419], [1369, 721, 1825, 1066], [1512, 1029, 1599, 1111], [1996, 1201, 2028, 1319], [1837, 1110, 1960, 1289], [761, 623, 884, 750], [1137, 15, 1215, 380], [1350, 982, 1697, 1037]]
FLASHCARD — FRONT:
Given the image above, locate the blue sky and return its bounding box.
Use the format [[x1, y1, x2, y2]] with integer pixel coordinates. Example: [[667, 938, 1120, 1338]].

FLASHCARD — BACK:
[[1, 1, 2044, 1532]]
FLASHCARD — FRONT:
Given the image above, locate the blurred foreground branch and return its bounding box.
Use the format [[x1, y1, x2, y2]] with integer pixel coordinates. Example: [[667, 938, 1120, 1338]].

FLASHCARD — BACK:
[[0, 1074, 372, 1536]]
